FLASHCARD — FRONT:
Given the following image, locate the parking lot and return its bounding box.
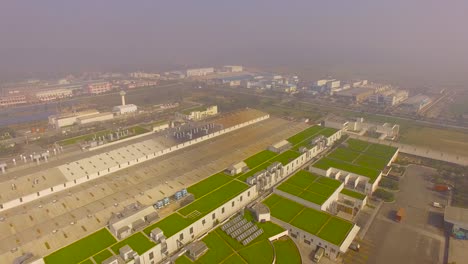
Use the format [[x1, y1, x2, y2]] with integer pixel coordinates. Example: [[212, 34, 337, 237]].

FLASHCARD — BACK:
[[344, 164, 447, 264]]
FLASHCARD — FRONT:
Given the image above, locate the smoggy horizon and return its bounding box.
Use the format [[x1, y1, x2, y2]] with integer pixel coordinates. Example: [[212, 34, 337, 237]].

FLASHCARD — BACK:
[[1, 0, 467, 87]]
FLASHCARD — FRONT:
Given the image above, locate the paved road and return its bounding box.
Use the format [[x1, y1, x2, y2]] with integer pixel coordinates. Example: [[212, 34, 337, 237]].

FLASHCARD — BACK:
[[359, 165, 447, 264]]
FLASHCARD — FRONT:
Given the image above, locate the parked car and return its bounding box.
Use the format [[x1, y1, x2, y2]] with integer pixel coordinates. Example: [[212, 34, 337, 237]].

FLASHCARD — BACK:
[[350, 241, 361, 252]]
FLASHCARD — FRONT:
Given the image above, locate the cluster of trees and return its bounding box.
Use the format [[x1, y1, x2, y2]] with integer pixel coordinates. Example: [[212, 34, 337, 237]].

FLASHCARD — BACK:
[[373, 188, 395, 202], [378, 177, 399, 190]]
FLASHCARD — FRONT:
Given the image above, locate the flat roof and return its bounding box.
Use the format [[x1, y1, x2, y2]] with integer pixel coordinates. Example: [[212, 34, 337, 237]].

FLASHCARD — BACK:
[[313, 138, 398, 183], [445, 206, 468, 225], [276, 170, 342, 206], [336, 87, 374, 96], [263, 194, 354, 246]]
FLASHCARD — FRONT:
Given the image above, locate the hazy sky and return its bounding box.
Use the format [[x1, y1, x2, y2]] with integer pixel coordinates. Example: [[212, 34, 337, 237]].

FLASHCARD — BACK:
[[1, 0, 467, 86]]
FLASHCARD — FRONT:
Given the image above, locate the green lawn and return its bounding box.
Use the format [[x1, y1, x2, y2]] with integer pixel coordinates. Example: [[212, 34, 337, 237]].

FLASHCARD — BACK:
[[58, 130, 110, 146], [179, 180, 248, 219], [297, 191, 328, 205], [317, 217, 354, 245], [283, 170, 319, 188], [269, 150, 301, 165], [365, 144, 398, 160], [313, 157, 381, 182], [79, 260, 94, 264], [144, 213, 192, 238], [340, 188, 366, 200], [128, 125, 150, 135], [287, 125, 325, 145], [187, 172, 232, 199], [274, 238, 302, 264], [221, 254, 247, 264], [327, 148, 360, 163], [318, 127, 339, 137], [197, 232, 233, 264], [264, 195, 354, 246], [44, 228, 117, 264], [354, 154, 389, 170], [238, 239, 274, 264], [264, 195, 304, 222], [276, 170, 341, 206], [243, 150, 277, 168], [175, 255, 194, 264], [290, 208, 330, 235], [346, 138, 370, 152], [110, 232, 155, 255], [316, 176, 343, 189], [92, 249, 113, 264]]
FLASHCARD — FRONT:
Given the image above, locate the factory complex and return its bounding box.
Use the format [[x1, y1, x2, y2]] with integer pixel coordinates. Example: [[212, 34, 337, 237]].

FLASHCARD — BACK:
[[33, 116, 399, 264]]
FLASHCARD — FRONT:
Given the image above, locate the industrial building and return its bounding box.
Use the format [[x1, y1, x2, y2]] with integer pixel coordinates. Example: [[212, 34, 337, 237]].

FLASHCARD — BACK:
[[400, 94, 432, 112], [176, 105, 218, 121], [86, 81, 113, 94], [48, 109, 100, 128], [113, 91, 138, 115], [368, 89, 409, 106], [76, 112, 114, 125], [0, 94, 28, 107], [223, 65, 243, 72], [37, 123, 361, 264], [334, 87, 375, 103], [130, 72, 160, 79], [35, 88, 73, 102], [444, 206, 468, 240], [324, 115, 400, 140], [186, 68, 214, 77]]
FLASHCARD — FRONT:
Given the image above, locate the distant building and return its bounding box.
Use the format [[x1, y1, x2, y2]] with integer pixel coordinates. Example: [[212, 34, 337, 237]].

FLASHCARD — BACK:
[[176, 105, 218, 121], [130, 72, 160, 79], [86, 82, 112, 94], [334, 88, 375, 103], [0, 94, 28, 107], [186, 68, 214, 77], [218, 75, 253, 87], [113, 104, 138, 115], [76, 112, 114, 125], [369, 89, 409, 106], [223, 65, 243, 72], [400, 94, 432, 112], [48, 110, 100, 128], [35, 88, 73, 102]]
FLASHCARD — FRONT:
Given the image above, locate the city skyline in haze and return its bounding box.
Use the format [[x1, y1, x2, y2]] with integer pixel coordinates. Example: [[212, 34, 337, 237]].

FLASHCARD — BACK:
[[1, 0, 467, 87]]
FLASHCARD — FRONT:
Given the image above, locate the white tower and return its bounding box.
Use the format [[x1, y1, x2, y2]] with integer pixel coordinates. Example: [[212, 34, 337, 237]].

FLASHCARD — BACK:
[[120, 91, 126, 106]]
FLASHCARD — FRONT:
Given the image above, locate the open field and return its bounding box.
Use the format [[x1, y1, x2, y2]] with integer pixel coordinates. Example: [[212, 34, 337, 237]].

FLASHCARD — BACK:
[[273, 237, 302, 264], [276, 170, 340, 205], [44, 228, 116, 264], [400, 126, 468, 156], [264, 194, 354, 246]]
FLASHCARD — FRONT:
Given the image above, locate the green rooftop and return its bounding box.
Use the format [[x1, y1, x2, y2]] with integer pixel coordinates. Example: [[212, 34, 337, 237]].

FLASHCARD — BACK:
[[263, 194, 354, 246], [312, 138, 397, 183], [244, 150, 277, 168], [287, 125, 326, 145], [44, 228, 117, 264], [110, 232, 156, 255], [276, 170, 342, 206], [187, 172, 232, 199], [340, 188, 366, 200]]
